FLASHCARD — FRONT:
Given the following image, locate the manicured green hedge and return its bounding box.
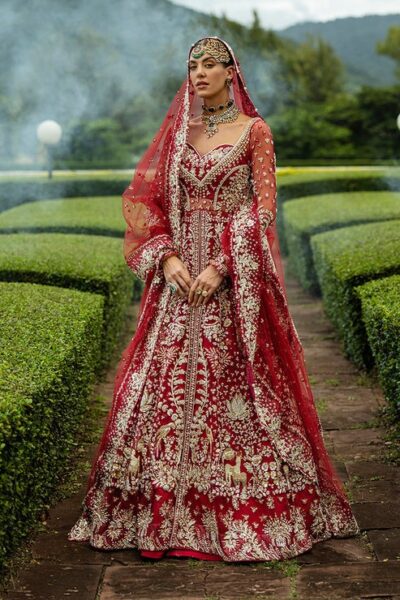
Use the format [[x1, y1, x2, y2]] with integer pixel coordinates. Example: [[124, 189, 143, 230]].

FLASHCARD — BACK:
[[311, 220, 400, 369], [0, 282, 104, 568], [276, 170, 400, 254], [284, 191, 400, 293], [278, 168, 400, 189], [0, 233, 139, 370], [0, 176, 130, 212], [0, 196, 125, 236], [356, 276, 400, 416]]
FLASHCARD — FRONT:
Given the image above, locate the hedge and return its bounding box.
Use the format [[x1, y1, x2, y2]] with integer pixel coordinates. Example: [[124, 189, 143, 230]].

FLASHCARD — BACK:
[[0, 282, 104, 568], [276, 170, 400, 254], [0, 233, 139, 370], [0, 176, 130, 213], [311, 220, 400, 369], [284, 191, 400, 294], [356, 276, 400, 416], [0, 196, 125, 237]]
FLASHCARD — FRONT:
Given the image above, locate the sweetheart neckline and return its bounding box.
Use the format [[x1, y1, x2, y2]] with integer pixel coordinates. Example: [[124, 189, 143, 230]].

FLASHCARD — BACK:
[[185, 117, 259, 159], [185, 142, 233, 158]]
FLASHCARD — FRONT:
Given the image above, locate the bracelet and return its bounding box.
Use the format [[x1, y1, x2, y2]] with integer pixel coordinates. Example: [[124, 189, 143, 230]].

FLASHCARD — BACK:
[[209, 254, 228, 277], [160, 249, 179, 265], [258, 207, 275, 229]]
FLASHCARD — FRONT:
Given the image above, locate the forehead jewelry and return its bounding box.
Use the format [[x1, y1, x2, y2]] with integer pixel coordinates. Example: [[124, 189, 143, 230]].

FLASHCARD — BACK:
[[191, 38, 231, 64]]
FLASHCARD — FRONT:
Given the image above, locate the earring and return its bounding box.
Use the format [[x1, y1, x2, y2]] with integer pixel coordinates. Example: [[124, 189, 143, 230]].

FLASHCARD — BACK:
[[225, 78, 232, 87]]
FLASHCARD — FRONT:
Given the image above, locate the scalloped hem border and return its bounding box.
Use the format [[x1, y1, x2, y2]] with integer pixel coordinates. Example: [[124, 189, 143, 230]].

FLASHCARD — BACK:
[[68, 524, 360, 563]]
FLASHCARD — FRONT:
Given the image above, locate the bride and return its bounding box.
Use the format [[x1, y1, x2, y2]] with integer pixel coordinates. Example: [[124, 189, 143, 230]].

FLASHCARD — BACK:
[[68, 36, 358, 562]]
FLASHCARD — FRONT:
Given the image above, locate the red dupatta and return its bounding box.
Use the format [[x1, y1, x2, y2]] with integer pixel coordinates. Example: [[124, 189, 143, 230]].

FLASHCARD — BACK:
[[86, 37, 358, 530]]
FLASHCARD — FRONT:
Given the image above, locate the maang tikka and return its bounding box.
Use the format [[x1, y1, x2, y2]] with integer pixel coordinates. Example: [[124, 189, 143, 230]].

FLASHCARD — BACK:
[[190, 38, 240, 138]]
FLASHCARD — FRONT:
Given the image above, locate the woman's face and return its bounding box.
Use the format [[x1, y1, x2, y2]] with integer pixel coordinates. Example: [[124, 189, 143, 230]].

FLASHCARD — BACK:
[[188, 51, 234, 98]]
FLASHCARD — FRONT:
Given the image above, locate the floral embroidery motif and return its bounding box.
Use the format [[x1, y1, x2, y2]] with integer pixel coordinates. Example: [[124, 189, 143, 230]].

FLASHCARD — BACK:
[[68, 115, 358, 561], [126, 234, 178, 282]]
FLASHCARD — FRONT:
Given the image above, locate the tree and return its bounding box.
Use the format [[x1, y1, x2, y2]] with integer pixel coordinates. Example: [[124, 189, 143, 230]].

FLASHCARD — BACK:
[[271, 105, 354, 160], [278, 34, 346, 107], [58, 118, 130, 165], [377, 25, 400, 81]]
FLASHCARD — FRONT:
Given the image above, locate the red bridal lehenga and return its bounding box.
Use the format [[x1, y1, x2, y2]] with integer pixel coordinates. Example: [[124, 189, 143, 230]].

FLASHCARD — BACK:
[[68, 36, 359, 562]]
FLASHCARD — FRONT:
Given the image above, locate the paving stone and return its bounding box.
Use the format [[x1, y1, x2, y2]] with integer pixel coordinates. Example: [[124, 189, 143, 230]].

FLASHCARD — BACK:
[[99, 564, 208, 600], [303, 339, 344, 352], [32, 529, 114, 565], [349, 479, 400, 503], [346, 461, 399, 481], [297, 562, 400, 599], [291, 309, 335, 336], [312, 386, 381, 403], [99, 563, 293, 600], [101, 382, 117, 396], [310, 374, 369, 390], [287, 296, 317, 306], [367, 529, 400, 561], [296, 536, 373, 564], [345, 461, 400, 501], [320, 395, 380, 431], [289, 300, 325, 315], [203, 565, 291, 599], [4, 563, 103, 599], [331, 429, 384, 460], [296, 322, 337, 337], [352, 502, 400, 529], [43, 486, 88, 531], [32, 528, 144, 566], [304, 346, 360, 372]]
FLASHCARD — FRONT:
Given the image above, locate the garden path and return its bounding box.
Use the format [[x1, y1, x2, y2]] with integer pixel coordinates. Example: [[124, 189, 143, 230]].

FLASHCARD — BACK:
[[3, 261, 400, 600]]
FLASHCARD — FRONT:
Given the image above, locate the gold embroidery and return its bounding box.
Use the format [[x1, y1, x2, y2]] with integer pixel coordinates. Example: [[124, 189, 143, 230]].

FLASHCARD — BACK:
[[177, 118, 262, 217], [169, 210, 206, 546], [68, 114, 359, 560], [224, 450, 248, 488]]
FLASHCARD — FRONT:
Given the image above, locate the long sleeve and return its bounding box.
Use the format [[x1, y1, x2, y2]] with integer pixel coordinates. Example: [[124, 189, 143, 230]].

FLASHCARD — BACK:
[[249, 118, 277, 231], [122, 129, 180, 283], [125, 234, 180, 282], [208, 118, 277, 277]]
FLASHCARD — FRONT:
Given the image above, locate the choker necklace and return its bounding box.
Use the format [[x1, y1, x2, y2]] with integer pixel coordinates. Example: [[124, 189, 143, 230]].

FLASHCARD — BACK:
[[201, 99, 240, 137], [202, 98, 233, 113]]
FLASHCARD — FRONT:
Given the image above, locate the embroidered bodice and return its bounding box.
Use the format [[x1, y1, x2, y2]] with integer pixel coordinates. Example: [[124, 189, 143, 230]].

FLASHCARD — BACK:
[[177, 116, 277, 275], [179, 116, 276, 219]]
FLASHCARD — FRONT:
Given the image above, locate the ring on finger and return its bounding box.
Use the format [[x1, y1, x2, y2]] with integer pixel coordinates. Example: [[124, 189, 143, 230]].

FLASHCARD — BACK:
[[196, 288, 209, 297]]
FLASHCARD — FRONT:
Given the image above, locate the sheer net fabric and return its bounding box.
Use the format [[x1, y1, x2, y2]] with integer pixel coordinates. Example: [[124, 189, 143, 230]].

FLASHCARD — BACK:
[[209, 118, 277, 277], [122, 127, 181, 281]]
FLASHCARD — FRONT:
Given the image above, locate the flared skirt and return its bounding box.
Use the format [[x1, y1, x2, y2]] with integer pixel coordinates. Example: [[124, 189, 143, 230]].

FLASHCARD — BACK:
[[68, 210, 357, 561]]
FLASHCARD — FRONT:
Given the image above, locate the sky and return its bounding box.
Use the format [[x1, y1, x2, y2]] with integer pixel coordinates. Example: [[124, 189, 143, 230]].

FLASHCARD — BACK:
[[171, 0, 400, 30]]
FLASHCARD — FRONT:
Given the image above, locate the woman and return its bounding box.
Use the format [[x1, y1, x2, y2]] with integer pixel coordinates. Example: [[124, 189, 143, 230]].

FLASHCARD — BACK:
[[68, 36, 359, 562]]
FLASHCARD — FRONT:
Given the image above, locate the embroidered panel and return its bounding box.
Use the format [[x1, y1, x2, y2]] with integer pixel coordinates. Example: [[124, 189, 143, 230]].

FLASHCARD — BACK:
[[68, 208, 358, 560], [178, 118, 256, 213], [68, 117, 358, 560]]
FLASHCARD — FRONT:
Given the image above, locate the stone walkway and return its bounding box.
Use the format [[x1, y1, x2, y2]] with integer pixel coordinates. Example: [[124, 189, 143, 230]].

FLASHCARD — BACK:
[[2, 264, 400, 600]]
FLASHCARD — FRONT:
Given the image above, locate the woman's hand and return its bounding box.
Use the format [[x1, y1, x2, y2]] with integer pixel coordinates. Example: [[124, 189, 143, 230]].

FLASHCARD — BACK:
[[162, 255, 193, 298], [188, 265, 224, 307]]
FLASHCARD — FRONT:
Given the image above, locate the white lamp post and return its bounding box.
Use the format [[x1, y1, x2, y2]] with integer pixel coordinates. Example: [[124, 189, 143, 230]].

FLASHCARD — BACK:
[[397, 113, 400, 132], [36, 120, 62, 179]]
